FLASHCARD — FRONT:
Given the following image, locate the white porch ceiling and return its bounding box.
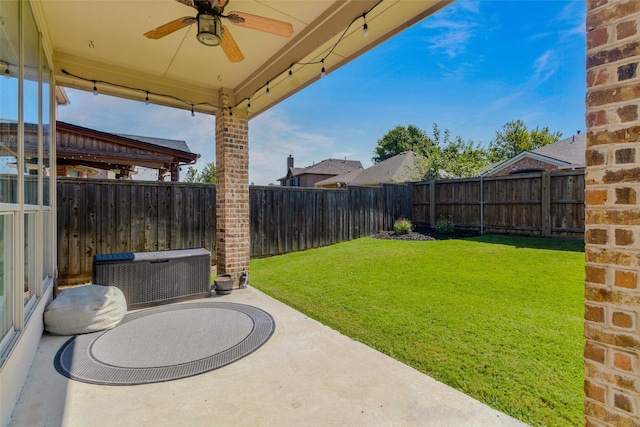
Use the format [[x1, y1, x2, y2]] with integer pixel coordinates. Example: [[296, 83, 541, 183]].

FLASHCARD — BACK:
[[33, 0, 453, 117]]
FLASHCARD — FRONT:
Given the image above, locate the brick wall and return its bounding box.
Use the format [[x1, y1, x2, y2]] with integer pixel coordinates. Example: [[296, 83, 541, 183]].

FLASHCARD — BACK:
[[585, 1, 640, 425], [490, 156, 561, 176], [215, 103, 250, 283]]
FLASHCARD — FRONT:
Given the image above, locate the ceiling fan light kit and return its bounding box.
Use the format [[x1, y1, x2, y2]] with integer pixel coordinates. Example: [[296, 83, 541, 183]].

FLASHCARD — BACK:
[[144, 0, 294, 62], [196, 12, 222, 46]]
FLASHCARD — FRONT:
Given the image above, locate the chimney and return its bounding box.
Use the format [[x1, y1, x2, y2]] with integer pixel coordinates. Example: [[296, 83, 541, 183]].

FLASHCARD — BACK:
[[287, 155, 294, 169]]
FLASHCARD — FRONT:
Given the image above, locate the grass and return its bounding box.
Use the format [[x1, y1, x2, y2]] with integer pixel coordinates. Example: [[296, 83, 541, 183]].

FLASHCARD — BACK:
[[250, 235, 585, 427]]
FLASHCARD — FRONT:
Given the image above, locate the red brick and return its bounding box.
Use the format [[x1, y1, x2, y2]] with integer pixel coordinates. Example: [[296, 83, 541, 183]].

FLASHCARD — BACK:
[[587, 149, 606, 166], [614, 392, 633, 413], [617, 105, 638, 123], [587, 42, 640, 68], [587, 110, 608, 127], [588, 68, 611, 87], [585, 341, 607, 363], [617, 20, 638, 40], [586, 228, 609, 245], [586, 86, 640, 108], [612, 311, 634, 328], [615, 148, 636, 164], [587, 0, 608, 11], [585, 379, 607, 403], [588, 27, 609, 49], [587, 305, 606, 323], [614, 352, 634, 371], [586, 189, 608, 205], [615, 228, 635, 246], [587, 265, 608, 284], [603, 168, 640, 184], [615, 187, 637, 204], [615, 270, 638, 289], [587, 1, 640, 30]]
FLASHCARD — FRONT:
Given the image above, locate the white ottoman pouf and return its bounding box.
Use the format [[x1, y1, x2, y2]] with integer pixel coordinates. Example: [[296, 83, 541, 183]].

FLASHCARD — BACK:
[[44, 285, 127, 335]]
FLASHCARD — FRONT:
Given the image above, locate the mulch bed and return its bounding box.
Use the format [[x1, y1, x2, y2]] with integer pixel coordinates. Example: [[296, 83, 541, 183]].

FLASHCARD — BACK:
[[372, 227, 478, 241]]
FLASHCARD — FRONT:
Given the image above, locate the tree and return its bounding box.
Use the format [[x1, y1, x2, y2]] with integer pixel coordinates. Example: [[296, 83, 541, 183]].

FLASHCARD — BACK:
[[372, 125, 436, 163], [488, 120, 562, 163], [184, 167, 198, 183], [183, 162, 217, 183], [197, 162, 217, 183]]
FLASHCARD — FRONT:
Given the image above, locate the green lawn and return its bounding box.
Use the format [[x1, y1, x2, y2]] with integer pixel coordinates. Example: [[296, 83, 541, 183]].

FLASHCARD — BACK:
[[250, 235, 585, 427]]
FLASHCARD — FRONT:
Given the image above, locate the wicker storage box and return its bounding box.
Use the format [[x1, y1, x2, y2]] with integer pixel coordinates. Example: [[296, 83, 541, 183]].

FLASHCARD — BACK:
[[92, 248, 211, 309]]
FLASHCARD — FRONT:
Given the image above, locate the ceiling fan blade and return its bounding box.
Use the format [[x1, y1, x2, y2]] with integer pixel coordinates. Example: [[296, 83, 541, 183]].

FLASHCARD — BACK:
[[144, 17, 196, 39], [174, 0, 196, 9], [227, 11, 293, 38], [220, 26, 244, 63]]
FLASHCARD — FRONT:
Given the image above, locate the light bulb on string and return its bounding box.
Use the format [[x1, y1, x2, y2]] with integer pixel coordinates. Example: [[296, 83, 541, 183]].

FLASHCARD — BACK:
[[288, 68, 293, 80], [363, 13, 369, 37], [92, 82, 98, 96], [247, 101, 251, 113], [321, 60, 326, 79], [266, 81, 270, 97], [3, 68, 9, 80], [191, 105, 195, 117], [229, 107, 233, 116], [145, 91, 150, 105]]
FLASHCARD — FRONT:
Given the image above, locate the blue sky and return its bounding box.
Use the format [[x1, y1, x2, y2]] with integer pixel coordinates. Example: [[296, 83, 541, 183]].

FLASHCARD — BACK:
[[58, 0, 586, 184]]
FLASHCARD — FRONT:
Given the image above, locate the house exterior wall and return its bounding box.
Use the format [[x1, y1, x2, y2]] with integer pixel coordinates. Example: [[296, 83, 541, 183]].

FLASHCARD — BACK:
[[584, 1, 640, 425], [299, 174, 333, 187], [490, 157, 560, 176]]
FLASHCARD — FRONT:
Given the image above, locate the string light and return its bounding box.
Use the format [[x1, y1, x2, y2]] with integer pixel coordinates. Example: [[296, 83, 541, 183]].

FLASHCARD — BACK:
[[61, 70, 221, 112], [321, 59, 326, 79], [3, 68, 9, 80], [145, 91, 150, 105], [362, 13, 369, 37], [247, 101, 251, 113], [191, 105, 195, 117], [228, 106, 233, 116], [288, 67, 293, 80], [266, 81, 270, 97]]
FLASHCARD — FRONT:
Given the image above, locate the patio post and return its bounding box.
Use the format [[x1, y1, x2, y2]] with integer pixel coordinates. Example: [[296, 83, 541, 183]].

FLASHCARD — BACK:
[[584, 1, 640, 425], [215, 89, 250, 284]]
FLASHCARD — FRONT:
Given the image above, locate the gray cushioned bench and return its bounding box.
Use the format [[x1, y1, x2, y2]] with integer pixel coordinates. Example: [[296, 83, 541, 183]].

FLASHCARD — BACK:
[[92, 248, 211, 309]]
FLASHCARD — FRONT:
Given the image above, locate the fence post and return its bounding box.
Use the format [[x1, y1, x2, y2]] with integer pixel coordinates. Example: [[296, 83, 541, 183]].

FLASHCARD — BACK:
[[429, 180, 436, 228], [541, 171, 551, 237], [480, 176, 484, 235]]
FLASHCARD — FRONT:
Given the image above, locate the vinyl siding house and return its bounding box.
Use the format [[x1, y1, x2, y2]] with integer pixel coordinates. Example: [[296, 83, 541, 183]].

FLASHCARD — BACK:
[[484, 133, 586, 177]]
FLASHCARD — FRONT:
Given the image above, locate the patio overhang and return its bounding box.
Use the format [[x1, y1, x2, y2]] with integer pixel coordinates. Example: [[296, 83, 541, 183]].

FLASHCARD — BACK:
[[33, 0, 453, 117]]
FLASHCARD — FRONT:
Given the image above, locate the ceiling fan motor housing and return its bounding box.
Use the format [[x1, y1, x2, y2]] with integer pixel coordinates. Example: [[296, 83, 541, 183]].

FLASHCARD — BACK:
[[196, 11, 223, 46]]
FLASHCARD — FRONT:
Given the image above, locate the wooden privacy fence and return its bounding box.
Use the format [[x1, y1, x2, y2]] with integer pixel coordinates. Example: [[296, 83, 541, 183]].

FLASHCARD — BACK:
[[412, 170, 585, 239], [57, 179, 217, 285], [57, 180, 411, 284]]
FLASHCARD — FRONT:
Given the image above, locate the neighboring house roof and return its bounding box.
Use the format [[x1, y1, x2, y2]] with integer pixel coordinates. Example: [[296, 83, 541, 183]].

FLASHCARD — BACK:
[[346, 151, 425, 187], [278, 159, 363, 182], [530, 133, 586, 165], [484, 133, 586, 176], [314, 168, 364, 187], [115, 133, 193, 155]]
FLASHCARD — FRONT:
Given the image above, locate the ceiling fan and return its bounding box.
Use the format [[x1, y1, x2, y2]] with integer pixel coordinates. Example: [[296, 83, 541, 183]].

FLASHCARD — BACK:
[[144, 0, 294, 63]]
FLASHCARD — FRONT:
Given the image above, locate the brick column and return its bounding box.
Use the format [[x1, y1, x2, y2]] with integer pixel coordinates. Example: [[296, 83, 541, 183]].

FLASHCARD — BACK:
[[585, 1, 640, 425], [215, 91, 250, 284]]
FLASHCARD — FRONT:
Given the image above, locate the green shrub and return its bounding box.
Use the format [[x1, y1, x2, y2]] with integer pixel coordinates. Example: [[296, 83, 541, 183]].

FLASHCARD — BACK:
[[435, 217, 455, 234], [393, 218, 413, 234]]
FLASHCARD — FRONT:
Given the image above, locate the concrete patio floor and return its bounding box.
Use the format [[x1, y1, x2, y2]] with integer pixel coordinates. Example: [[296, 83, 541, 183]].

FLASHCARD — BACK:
[[10, 286, 526, 426]]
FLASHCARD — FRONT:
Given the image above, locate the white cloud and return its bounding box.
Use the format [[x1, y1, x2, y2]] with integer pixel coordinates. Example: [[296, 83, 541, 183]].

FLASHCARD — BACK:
[[420, 0, 481, 58], [532, 49, 558, 84], [249, 109, 336, 185]]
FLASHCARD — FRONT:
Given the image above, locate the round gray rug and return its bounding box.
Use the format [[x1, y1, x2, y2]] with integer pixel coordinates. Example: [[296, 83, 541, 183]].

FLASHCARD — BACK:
[[54, 302, 275, 385]]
